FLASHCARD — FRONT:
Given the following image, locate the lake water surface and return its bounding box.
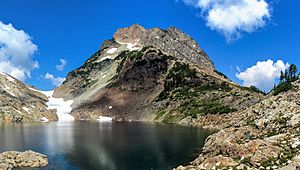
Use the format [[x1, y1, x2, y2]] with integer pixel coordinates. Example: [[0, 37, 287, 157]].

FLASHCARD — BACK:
[[0, 122, 214, 170]]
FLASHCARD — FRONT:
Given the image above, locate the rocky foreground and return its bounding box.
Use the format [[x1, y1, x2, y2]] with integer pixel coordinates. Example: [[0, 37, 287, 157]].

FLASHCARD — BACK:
[[175, 80, 300, 169], [0, 150, 48, 170]]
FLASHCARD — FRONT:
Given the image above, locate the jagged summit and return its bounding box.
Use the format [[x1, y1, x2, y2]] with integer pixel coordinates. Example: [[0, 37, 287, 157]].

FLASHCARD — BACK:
[[110, 24, 215, 69]]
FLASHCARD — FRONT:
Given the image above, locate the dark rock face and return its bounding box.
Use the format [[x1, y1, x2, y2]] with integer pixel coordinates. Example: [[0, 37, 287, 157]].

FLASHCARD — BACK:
[[113, 24, 215, 69], [113, 50, 169, 91], [71, 48, 170, 121]]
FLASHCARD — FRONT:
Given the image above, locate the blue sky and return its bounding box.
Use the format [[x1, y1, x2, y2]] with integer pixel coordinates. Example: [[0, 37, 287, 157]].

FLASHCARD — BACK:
[[0, 0, 299, 91]]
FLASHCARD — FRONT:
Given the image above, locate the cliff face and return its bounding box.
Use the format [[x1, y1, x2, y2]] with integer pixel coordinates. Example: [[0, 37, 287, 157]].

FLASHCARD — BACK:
[[0, 72, 57, 123], [53, 24, 263, 123], [113, 24, 214, 69]]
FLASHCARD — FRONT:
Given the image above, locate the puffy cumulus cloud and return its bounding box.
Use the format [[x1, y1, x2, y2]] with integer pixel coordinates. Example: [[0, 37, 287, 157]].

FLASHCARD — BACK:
[[56, 58, 67, 71], [182, 0, 271, 41], [44, 73, 65, 86], [236, 59, 289, 92], [0, 21, 39, 81]]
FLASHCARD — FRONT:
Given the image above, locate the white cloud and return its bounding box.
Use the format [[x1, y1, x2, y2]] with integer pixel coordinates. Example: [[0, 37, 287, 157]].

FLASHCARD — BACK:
[[44, 73, 65, 86], [56, 58, 67, 71], [236, 59, 289, 92], [182, 0, 271, 41], [0, 21, 39, 81]]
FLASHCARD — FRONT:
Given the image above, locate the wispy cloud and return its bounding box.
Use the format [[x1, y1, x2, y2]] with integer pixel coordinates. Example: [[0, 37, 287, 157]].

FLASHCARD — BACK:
[[56, 58, 67, 71], [44, 73, 65, 86], [0, 21, 39, 81], [181, 0, 271, 41], [236, 59, 289, 92]]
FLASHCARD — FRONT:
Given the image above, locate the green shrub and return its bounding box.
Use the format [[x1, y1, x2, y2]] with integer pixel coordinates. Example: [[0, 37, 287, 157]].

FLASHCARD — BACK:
[[273, 82, 293, 95], [249, 86, 266, 94]]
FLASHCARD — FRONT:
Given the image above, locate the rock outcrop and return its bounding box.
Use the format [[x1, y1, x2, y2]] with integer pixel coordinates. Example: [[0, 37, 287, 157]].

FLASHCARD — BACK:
[[0, 72, 57, 123], [113, 24, 214, 69], [175, 80, 300, 169], [0, 150, 48, 170]]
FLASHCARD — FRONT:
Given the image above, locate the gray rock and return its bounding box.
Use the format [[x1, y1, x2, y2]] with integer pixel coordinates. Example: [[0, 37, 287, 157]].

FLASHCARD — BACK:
[[0, 150, 48, 170], [113, 24, 215, 69], [0, 72, 58, 123]]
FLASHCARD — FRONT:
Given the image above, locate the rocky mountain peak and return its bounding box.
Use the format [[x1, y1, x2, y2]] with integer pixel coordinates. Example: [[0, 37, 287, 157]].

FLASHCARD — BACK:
[[112, 24, 215, 69], [113, 24, 147, 44]]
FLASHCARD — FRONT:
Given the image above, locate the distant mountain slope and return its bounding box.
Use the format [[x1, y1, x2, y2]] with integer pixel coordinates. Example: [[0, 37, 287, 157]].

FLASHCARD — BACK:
[[0, 72, 57, 123], [54, 24, 263, 123]]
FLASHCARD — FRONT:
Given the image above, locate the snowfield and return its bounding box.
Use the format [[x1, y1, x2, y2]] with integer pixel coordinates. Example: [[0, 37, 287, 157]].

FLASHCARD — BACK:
[[106, 48, 118, 54], [40, 91, 75, 122]]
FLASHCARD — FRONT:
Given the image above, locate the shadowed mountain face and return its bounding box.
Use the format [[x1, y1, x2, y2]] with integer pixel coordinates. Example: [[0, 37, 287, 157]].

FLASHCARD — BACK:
[[53, 24, 263, 124]]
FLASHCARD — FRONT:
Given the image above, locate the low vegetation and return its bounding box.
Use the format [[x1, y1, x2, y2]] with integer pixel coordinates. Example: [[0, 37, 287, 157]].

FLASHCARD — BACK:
[[156, 62, 238, 123], [273, 64, 298, 95]]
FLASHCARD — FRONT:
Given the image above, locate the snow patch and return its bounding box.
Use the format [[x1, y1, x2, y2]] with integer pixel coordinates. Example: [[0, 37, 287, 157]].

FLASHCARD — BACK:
[[106, 48, 118, 54], [40, 90, 75, 122], [3, 85, 15, 97], [99, 56, 112, 62], [116, 41, 142, 51], [4, 85, 10, 90], [291, 138, 300, 148], [40, 117, 49, 122], [14, 109, 22, 114], [22, 107, 30, 113], [126, 43, 141, 51], [97, 116, 113, 122], [27, 86, 40, 93]]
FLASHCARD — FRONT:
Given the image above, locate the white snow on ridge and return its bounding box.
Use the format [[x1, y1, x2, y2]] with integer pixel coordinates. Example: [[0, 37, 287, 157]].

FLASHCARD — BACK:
[[40, 90, 75, 122], [106, 48, 118, 54], [100, 56, 112, 62], [27, 86, 40, 92], [116, 41, 142, 51]]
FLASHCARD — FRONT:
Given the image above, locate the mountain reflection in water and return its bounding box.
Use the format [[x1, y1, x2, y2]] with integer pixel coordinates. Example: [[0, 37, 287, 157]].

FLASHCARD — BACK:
[[0, 121, 214, 170]]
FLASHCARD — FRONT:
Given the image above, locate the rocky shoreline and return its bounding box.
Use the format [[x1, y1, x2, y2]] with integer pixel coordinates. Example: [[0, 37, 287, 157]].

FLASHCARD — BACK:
[[174, 80, 300, 170], [0, 150, 48, 170]]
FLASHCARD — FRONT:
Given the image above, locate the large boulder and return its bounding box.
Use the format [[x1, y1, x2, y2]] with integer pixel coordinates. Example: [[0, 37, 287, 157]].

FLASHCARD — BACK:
[[0, 150, 48, 170]]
